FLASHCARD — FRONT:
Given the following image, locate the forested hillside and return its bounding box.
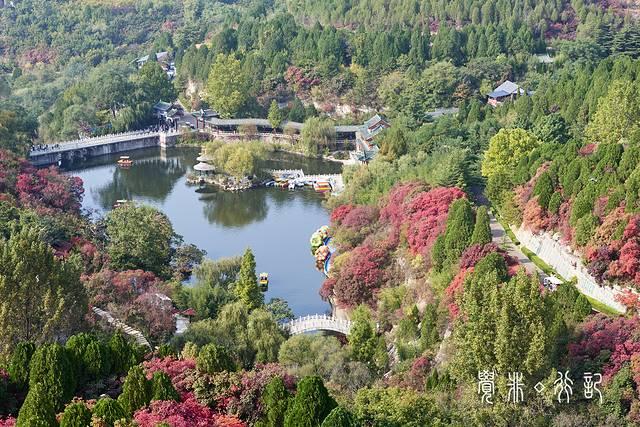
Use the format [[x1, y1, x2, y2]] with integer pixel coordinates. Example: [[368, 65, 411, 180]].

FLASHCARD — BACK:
[[6, 0, 640, 425]]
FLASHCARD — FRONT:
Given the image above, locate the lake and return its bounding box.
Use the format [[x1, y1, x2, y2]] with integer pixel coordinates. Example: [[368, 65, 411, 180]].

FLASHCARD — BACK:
[[67, 146, 342, 316]]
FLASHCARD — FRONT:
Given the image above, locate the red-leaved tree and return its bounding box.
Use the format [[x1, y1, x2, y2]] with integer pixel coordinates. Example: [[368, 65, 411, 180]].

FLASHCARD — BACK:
[[133, 396, 245, 427]]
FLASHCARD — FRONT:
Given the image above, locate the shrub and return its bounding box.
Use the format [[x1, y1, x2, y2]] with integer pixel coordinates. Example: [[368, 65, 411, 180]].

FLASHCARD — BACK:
[[320, 406, 357, 427], [59, 402, 92, 427], [92, 398, 128, 426], [284, 376, 336, 427], [7, 342, 35, 389], [261, 376, 290, 427], [196, 343, 235, 374], [151, 371, 180, 402], [28, 343, 76, 411], [118, 365, 152, 415], [16, 383, 56, 427]]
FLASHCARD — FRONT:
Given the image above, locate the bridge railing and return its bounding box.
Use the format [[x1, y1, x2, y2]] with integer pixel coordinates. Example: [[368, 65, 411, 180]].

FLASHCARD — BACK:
[[29, 129, 182, 156], [283, 314, 352, 335]]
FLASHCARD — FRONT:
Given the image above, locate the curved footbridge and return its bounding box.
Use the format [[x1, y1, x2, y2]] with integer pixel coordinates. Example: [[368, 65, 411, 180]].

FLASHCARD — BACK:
[[283, 314, 352, 335]]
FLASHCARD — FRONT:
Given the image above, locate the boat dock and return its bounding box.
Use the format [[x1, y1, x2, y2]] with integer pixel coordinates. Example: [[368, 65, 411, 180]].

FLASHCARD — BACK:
[[265, 169, 344, 194]]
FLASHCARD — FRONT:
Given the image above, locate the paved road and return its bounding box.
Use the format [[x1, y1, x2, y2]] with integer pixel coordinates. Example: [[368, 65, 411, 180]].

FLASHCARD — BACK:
[[489, 212, 542, 277]]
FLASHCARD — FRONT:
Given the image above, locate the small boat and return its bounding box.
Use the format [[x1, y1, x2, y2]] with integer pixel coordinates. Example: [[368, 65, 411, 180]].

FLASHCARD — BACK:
[[113, 199, 128, 208], [117, 156, 133, 167], [288, 181, 296, 190], [314, 181, 331, 192], [259, 272, 269, 292]]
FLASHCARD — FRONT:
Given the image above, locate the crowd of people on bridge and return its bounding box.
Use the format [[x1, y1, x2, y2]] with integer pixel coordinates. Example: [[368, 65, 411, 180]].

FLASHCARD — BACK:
[[30, 143, 60, 152]]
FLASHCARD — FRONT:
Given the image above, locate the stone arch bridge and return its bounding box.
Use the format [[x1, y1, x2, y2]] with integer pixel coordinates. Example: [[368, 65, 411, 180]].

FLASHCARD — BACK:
[[283, 314, 352, 335]]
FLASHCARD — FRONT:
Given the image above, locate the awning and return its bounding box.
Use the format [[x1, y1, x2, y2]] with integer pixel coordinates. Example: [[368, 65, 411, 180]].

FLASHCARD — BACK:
[[194, 162, 215, 172]]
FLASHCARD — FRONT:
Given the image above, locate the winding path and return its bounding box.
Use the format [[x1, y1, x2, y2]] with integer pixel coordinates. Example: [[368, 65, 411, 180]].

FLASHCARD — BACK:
[[488, 212, 541, 277]]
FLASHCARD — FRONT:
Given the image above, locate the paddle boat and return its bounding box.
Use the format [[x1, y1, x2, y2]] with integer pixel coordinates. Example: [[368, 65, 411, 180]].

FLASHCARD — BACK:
[[259, 272, 269, 292], [117, 156, 133, 167], [313, 180, 331, 192]]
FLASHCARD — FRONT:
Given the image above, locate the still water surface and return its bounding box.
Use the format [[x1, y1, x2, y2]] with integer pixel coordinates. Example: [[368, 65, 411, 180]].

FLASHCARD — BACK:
[[67, 147, 342, 316]]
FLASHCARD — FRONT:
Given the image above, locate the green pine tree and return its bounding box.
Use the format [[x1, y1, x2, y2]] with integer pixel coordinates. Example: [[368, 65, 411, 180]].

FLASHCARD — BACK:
[[268, 100, 284, 129], [8, 341, 36, 390], [196, 343, 236, 374], [109, 332, 137, 375], [16, 383, 57, 427], [28, 343, 76, 411], [92, 397, 128, 427], [444, 198, 475, 261], [118, 365, 152, 415], [347, 306, 378, 366], [320, 406, 357, 427], [470, 206, 492, 245], [431, 234, 446, 272], [533, 172, 554, 210], [284, 376, 336, 427], [420, 304, 440, 350], [59, 402, 92, 427], [151, 371, 180, 402], [233, 248, 263, 310], [261, 376, 290, 427]]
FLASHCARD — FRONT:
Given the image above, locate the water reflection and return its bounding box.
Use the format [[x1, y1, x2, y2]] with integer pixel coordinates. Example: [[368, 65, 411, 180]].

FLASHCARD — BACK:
[[199, 187, 269, 228], [93, 156, 187, 208]]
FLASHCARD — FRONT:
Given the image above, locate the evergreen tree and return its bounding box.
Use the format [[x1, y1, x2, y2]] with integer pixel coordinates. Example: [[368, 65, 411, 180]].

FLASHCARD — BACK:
[[196, 343, 236, 374], [548, 192, 563, 215], [347, 306, 378, 366], [533, 172, 554, 210], [151, 371, 180, 402], [16, 383, 57, 427], [118, 365, 152, 415], [92, 397, 128, 427], [109, 332, 137, 375], [431, 234, 446, 272], [420, 304, 440, 350], [284, 376, 336, 427], [470, 206, 492, 245], [84, 340, 112, 380], [65, 333, 110, 384], [268, 100, 284, 129], [533, 113, 569, 144], [233, 248, 263, 310], [8, 341, 36, 389], [59, 402, 92, 427], [29, 343, 76, 411], [321, 406, 357, 427], [288, 98, 306, 122], [444, 198, 475, 261], [261, 376, 290, 427]]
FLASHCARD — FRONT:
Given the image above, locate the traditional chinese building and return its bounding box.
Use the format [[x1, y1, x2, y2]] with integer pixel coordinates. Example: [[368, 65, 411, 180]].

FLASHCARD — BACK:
[[352, 114, 389, 162], [487, 80, 528, 107]]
